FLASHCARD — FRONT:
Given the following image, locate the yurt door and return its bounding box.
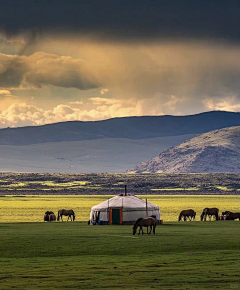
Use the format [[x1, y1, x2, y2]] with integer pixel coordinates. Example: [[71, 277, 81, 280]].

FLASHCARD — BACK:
[[109, 208, 122, 225]]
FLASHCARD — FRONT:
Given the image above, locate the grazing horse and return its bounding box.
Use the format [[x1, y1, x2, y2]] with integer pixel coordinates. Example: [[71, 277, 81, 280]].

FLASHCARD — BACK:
[[200, 208, 219, 221], [222, 211, 240, 221], [48, 213, 56, 221], [57, 209, 75, 222], [44, 211, 56, 222], [133, 217, 156, 235], [178, 209, 196, 222]]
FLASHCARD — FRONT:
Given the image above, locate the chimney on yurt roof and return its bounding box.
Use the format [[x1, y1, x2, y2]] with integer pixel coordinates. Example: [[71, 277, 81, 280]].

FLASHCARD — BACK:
[[118, 185, 131, 196]]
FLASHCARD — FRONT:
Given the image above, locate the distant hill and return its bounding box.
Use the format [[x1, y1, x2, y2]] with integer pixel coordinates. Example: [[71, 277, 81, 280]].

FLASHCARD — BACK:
[[0, 111, 239, 173], [0, 135, 196, 173], [128, 126, 240, 173], [0, 111, 239, 145]]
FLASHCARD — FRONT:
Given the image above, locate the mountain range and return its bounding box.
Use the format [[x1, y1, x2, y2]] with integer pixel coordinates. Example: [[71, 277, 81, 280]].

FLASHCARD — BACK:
[[0, 111, 239, 173]]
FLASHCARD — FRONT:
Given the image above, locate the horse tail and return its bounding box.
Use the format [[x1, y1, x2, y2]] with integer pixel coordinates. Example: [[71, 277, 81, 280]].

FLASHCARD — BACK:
[[57, 210, 60, 221], [178, 212, 182, 222], [216, 208, 219, 221], [152, 222, 156, 234], [72, 210, 75, 221]]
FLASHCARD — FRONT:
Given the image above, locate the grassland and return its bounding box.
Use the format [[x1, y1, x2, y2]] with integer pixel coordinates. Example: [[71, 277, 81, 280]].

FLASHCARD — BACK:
[[0, 221, 239, 290], [0, 172, 239, 195], [0, 195, 239, 223], [0, 195, 239, 289]]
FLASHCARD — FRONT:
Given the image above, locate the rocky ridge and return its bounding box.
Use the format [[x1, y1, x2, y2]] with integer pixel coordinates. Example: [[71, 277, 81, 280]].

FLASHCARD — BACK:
[[128, 126, 240, 173]]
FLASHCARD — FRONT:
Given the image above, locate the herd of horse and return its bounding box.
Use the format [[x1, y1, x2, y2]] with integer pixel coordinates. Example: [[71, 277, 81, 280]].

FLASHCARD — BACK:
[[178, 208, 240, 222], [132, 208, 240, 236], [44, 209, 75, 222], [44, 207, 239, 237]]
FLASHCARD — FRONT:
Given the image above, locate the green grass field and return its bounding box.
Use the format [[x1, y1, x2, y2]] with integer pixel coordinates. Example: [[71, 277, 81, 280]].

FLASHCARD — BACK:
[[0, 195, 239, 289], [0, 221, 239, 290]]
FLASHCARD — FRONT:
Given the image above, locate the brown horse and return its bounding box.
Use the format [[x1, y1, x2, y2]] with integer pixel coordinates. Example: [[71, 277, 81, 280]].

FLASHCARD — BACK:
[[44, 211, 56, 222], [222, 211, 240, 221], [133, 217, 156, 235], [178, 209, 196, 222], [201, 208, 219, 221], [57, 209, 75, 222]]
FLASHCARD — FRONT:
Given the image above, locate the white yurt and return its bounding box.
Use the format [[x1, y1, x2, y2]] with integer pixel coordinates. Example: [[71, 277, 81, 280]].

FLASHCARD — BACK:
[[89, 193, 160, 225]]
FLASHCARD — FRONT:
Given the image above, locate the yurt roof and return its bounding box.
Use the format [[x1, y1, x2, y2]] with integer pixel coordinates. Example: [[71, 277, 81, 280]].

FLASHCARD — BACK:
[[91, 195, 159, 211]]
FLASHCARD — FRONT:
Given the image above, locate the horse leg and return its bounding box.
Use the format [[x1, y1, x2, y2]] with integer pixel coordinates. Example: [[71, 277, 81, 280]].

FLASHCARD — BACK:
[[149, 225, 152, 234]]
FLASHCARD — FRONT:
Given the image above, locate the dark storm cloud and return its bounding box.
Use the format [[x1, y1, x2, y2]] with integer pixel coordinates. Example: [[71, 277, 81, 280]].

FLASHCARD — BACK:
[[0, 52, 98, 90], [0, 0, 239, 43]]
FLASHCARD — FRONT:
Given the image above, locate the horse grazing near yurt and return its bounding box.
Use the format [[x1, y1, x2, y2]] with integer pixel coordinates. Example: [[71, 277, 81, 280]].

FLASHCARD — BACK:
[[178, 209, 196, 222], [133, 217, 156, 235], [222, 211, 240, 221], [57, 209, 75, 222], [44, 211, 56, 222], [200, 208, 219, 221]]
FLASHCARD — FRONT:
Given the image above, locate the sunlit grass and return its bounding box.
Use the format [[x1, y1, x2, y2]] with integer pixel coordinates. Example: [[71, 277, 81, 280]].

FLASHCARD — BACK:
[[35, 180, 89, 186], [0, 195, 238, 223], [151, 187, 199, 191], [215, 186, 233, 191]]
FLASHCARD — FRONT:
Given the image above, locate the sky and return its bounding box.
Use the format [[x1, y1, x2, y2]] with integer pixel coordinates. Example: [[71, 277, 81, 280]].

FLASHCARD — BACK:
[[0, 0, 239, 128]]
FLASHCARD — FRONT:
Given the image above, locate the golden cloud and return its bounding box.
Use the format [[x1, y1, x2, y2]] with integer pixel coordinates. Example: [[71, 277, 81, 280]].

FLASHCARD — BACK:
[[0, 36, 239, 127]]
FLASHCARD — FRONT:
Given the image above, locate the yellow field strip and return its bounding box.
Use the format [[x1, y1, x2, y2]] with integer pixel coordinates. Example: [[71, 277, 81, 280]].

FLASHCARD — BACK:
[[0, 195, 239, 223]]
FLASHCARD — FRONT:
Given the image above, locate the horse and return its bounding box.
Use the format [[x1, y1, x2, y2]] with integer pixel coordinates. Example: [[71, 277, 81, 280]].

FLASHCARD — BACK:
[[48, 213, 56, 221], [57, 209, 75, 222], [178, 209, 196, 222], [44, 211, 56, 222], [133, 217, 156, 235], [200, 208, 219, 221], [222, 211, 240, 221]]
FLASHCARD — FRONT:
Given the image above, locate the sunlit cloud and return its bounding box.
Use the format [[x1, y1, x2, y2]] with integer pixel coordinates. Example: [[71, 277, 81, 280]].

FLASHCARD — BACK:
[[202, 97, 240, 112], [69, 101, 83, 105], [0, 98, 143, 128], [100, 88, 109, 95], [0, 35, 239, 128]]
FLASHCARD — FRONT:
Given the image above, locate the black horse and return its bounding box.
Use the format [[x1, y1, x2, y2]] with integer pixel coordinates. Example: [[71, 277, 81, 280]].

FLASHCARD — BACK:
[[44, 211, 56, 222], [178, 209, 196, 222], [57, 209, 75, 222], [222, 211, 240, 221], [201, 208, 219, 221]]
